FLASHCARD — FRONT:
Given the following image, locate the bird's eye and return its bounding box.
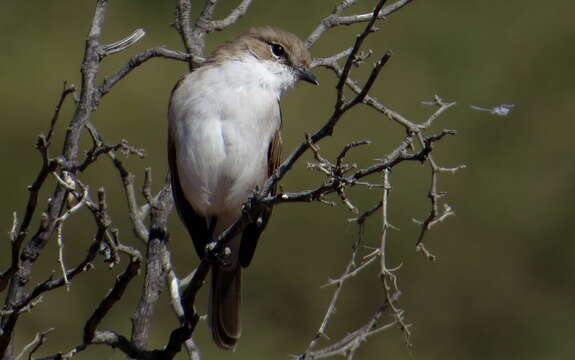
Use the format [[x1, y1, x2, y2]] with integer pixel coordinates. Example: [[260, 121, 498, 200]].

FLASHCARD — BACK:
[[271, 44, 285, 58]]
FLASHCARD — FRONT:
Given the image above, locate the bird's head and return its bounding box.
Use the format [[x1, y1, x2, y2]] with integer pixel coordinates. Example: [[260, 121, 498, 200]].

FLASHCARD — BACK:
[[208, 26, 319, 92]]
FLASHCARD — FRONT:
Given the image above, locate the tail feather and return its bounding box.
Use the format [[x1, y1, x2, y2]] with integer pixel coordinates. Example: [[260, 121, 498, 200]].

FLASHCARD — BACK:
[[209, 266, 242, 350]]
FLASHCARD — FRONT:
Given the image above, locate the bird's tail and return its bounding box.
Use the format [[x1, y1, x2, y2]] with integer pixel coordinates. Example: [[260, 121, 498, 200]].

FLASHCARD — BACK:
[[209, 265, 242, 350]]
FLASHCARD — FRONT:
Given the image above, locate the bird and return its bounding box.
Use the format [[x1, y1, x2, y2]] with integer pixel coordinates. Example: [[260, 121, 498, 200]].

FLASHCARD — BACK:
[[167, 26, 318, 350]]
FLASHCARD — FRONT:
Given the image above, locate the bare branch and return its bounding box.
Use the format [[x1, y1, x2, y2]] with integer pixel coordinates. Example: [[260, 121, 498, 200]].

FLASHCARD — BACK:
[[89, 330, 143, 359], [80, 122, 149, 242], [83, 251, 142, 344], [300, 203, 381, 358], [418, 95, 457, 129], [99, 28, 146, 57], [322, 62, 419, 130], [336, 140, 370, 169], [336, 0, 415, 26], [46, 82, 76, 144], [50, 175, 91, 291], [131, 174, 173, 350], [210, 0, 253, 30], [336, 1, 389, 107], [311, 47, 353, 68], [0, 81, 74, 292], [302, 302, 399, 360], [9, 212, 18, 243], [99, 47, 196, 97], [162, 252, 202, 360], [342, 51, 392, 110], [110, 152, 149, 243], [188, 0, 219, 56], [188, 0, 254, 57], [379, 170, 412, 346], [14, 328, 54, 360], [0, 297, 43, 317], [16, 234, 102, 313], [306, 0, 414, 48], [172, 0, 196, 72], [163, 253, 186, 325]]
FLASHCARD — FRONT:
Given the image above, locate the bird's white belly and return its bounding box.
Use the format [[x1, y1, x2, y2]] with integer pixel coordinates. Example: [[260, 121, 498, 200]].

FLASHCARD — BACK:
[[170, 67, 280, 220], [180, 116, 269, 217]]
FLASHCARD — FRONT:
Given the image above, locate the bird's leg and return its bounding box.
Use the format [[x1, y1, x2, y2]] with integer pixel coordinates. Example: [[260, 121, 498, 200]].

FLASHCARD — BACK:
[[204, 216, 233, 268]]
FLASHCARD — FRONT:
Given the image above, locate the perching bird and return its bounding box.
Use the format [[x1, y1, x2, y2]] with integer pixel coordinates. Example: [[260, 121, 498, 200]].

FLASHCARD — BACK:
[[168, 27, 318, 350]]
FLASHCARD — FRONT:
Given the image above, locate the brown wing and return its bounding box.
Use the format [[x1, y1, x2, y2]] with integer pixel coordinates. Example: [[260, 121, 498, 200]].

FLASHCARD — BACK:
[[239, 128, 282, 267], [168, 123, 211, 259]]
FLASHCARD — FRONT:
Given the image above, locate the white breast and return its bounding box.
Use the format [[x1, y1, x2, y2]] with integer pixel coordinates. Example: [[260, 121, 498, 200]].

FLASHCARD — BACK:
[[169, 57, 283, 224]]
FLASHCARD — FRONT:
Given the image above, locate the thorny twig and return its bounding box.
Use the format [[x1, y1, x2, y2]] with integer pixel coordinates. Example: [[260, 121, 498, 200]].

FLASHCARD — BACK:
[[379, 170, 411, 346], [299, 201, 382, 358], [302, 304, 399, 360]]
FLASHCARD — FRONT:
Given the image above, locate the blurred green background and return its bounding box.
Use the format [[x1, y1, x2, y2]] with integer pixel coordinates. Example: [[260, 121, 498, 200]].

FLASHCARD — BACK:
[[1, 0, 574, 359]]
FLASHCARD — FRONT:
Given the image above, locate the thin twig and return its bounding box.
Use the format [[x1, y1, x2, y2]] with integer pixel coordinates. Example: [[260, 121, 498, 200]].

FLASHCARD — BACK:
[[210, 0, 253, 30], [379, 169, 412, 346], [306, 0, 414, 47], [46, 82, 76, 144], [14, 328, 54, 360], [99, 47, 196, 97], [83, 252, 142, 344], [131, 174, 172, 350], [188, 0, 254, 57], [99, 28, 146, 57]]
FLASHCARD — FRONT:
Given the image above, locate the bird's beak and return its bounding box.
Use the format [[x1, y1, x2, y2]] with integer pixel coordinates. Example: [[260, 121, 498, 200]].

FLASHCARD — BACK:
[[297, 67, 320, 86]]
